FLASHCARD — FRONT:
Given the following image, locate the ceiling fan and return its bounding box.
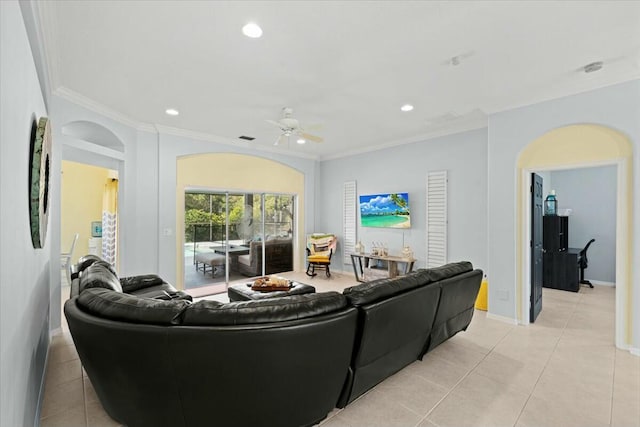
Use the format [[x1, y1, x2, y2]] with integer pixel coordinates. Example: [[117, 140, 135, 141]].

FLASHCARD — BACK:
[[266, 107, 323, 146]]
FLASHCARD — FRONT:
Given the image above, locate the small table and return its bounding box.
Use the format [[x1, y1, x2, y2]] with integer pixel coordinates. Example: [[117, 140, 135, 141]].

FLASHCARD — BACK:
[[212, 246, 251, 273], [228, 282, 316, 301], [350, 253, 416, 282], [213, 246, 250, 256]]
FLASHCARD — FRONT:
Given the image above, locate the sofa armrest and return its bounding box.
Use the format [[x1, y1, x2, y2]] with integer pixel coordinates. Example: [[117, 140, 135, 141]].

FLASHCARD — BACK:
[[120, 274, 164, 293]]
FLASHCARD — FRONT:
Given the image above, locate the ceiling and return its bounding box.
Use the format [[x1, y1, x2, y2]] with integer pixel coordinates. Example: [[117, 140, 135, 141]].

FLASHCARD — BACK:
[[37, 1, 640, 160]]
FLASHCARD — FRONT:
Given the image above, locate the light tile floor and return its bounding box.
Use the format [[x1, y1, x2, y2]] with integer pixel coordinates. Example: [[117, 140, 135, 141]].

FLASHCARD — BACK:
[[41, 275, 639, 427]]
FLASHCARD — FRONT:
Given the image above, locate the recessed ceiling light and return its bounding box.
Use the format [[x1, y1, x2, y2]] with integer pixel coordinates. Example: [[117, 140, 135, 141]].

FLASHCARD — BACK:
[[400, 104, 414, 112], [165, 108, 179, 116], [296, 138, 306, 144], [242, 22, 263, 38]]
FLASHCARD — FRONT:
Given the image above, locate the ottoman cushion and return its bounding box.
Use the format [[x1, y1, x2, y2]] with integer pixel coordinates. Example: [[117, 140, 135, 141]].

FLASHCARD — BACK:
[[228, 282, 316, 301]]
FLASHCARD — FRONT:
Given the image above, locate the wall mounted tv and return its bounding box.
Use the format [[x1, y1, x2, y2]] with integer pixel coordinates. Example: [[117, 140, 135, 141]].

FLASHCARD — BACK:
[[359, 193, 411, 228]]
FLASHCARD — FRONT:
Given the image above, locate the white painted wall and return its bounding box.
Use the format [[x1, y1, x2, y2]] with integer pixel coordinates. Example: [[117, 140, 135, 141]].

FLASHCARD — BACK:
[[549, 166, 617, 283], [488, 80, 640, 349], [0, 2, 52, 425], [318, 128, 488, 274]]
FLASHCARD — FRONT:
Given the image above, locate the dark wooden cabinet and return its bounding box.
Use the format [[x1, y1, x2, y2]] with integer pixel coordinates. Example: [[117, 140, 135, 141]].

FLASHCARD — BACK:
[[543, 216, 579, 292]]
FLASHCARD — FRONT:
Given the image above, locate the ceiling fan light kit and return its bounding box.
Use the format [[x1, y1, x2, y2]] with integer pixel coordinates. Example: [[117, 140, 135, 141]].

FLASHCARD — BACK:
[[242, 22, 263, 38], [266, 107, 324, 147]]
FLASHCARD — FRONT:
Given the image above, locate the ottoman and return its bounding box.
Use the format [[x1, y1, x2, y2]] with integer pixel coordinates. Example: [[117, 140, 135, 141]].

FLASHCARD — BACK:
[[195, 252, 225, 276], [228, 282, 316, 301]]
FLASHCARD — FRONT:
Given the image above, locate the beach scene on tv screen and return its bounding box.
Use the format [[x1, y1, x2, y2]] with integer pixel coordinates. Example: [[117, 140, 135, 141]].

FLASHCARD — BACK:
[[359, 193, 411, 228]]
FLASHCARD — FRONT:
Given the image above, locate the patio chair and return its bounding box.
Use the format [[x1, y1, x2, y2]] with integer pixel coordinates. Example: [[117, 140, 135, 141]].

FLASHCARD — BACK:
[[306, 234, 337, 278]]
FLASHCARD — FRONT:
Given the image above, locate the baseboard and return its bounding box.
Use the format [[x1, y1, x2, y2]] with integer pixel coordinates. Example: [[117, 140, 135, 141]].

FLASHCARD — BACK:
[[49, 327, 61, 339], [35, 318, 52, 426], [587, 280, 615, 287], [486, 312, 518, 325]]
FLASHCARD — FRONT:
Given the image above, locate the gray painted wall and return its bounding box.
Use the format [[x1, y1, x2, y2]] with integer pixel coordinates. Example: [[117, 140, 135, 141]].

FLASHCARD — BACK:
[[50, 93, 320, 284], [318, 128, 488, 274], [549, 166, 617, 283], [488, 80, 640, 348], [155, 133, 319, 285], [1, 2, 52, 425]]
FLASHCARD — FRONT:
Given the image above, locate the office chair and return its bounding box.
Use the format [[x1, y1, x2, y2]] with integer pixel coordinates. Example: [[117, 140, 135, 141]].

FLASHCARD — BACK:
[[578, 238, 596, 288]]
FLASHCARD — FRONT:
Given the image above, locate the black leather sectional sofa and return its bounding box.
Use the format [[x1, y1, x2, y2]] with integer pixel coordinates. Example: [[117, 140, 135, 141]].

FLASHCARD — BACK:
[[64, 256, 482, 427]]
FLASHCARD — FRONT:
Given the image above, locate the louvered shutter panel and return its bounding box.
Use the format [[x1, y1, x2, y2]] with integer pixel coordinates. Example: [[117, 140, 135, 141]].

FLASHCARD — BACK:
[[426, 171, 447, 267], [343, 181, 357, 264]]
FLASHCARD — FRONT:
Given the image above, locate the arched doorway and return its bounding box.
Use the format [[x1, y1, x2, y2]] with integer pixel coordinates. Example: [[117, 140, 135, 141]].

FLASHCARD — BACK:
[[516, 124, 633, 349], [60, 120, 125, 270]]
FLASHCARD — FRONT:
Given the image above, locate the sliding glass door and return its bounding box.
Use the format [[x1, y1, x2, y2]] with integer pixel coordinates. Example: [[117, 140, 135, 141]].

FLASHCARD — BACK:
[[184, 191, 294, 291]]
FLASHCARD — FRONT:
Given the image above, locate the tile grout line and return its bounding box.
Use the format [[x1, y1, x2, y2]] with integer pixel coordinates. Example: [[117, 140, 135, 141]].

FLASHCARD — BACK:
[[609, 348, 617, 427], [413, 317, 516, 427], [511, 292, 578, 427], [83, 364, 89, 427]]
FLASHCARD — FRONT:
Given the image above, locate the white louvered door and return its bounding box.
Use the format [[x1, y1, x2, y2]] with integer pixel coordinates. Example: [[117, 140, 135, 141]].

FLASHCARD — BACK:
[[426, 171, 447, 267], [343, 181, 357, 265]]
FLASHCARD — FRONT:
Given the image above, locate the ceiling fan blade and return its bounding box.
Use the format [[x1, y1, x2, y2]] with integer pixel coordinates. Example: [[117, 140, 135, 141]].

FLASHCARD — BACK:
[[266, 119, 283, 129], [273, 134, 283, 146], [300, 132, 323, 143], [303, 123, 323, 132]]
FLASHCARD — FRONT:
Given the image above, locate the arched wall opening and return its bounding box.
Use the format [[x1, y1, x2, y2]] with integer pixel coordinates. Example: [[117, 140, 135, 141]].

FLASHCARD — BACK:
[[175, 153, 305, 289], [516, 124, 633, 349], [59, 120, 125, 270]]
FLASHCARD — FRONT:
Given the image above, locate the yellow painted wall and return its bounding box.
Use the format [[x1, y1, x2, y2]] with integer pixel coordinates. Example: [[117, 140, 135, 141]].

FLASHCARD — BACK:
[[176, 153, 305, 288], [516, 124, 633, 345], [61, 161, 111, 263]]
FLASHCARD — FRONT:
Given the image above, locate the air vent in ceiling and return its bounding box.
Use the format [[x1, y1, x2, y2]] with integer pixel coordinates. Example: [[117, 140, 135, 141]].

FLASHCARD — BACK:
[[238, 135, 255, 141]]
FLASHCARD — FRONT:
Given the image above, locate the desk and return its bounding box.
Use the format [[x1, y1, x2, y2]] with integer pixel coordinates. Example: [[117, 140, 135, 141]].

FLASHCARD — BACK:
[[350, 253, 416, 282], [213, 246, 250, 256], [211, 246, 250, 272], [542, 247, 580, 292]]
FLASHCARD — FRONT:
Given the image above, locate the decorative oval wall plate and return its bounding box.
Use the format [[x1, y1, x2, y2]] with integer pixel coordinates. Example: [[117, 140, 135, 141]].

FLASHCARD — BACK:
[[29, 116, 52, 249]]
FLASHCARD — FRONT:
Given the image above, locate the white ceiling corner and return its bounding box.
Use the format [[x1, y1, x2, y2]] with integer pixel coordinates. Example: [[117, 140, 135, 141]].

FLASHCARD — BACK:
[[36, 1, 640, 160]]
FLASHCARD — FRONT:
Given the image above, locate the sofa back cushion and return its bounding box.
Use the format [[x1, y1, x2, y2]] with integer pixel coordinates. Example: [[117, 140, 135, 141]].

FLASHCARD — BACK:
[[79, 262, 122, 294], [342, 269, 432, 306], [77, 288, 191, 325], [182, 292, 347, 325], [428, 269, 483, 351], [76, 254, 102, 272], [421, 261, 473, 282]]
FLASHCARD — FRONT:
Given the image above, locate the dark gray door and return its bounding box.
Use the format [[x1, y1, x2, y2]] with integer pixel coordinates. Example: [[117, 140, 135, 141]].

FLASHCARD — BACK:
[[530, 173, 543, 322]]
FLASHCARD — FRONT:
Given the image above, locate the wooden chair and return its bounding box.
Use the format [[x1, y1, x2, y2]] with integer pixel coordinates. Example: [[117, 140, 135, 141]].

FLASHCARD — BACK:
[[306, 234, 337, 278]]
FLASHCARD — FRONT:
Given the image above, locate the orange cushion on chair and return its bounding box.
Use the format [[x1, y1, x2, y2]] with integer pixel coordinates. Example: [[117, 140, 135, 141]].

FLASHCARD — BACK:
[[308, 255, 330, 263]]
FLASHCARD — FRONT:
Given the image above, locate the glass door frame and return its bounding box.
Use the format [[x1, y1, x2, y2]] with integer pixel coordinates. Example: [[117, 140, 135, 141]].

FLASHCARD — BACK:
[[183, 188, 296, 290]]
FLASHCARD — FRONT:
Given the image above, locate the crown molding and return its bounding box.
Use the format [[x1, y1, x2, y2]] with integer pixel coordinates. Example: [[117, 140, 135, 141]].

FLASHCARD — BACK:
[[320, 118, 487, 161], [154, 125, 320, 161], [32, 1, 60, 97], [51, 85, 486, 163], [53, 86, 150, 130], [483, 73, 640, 115], [52, 87, 320, 160]]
